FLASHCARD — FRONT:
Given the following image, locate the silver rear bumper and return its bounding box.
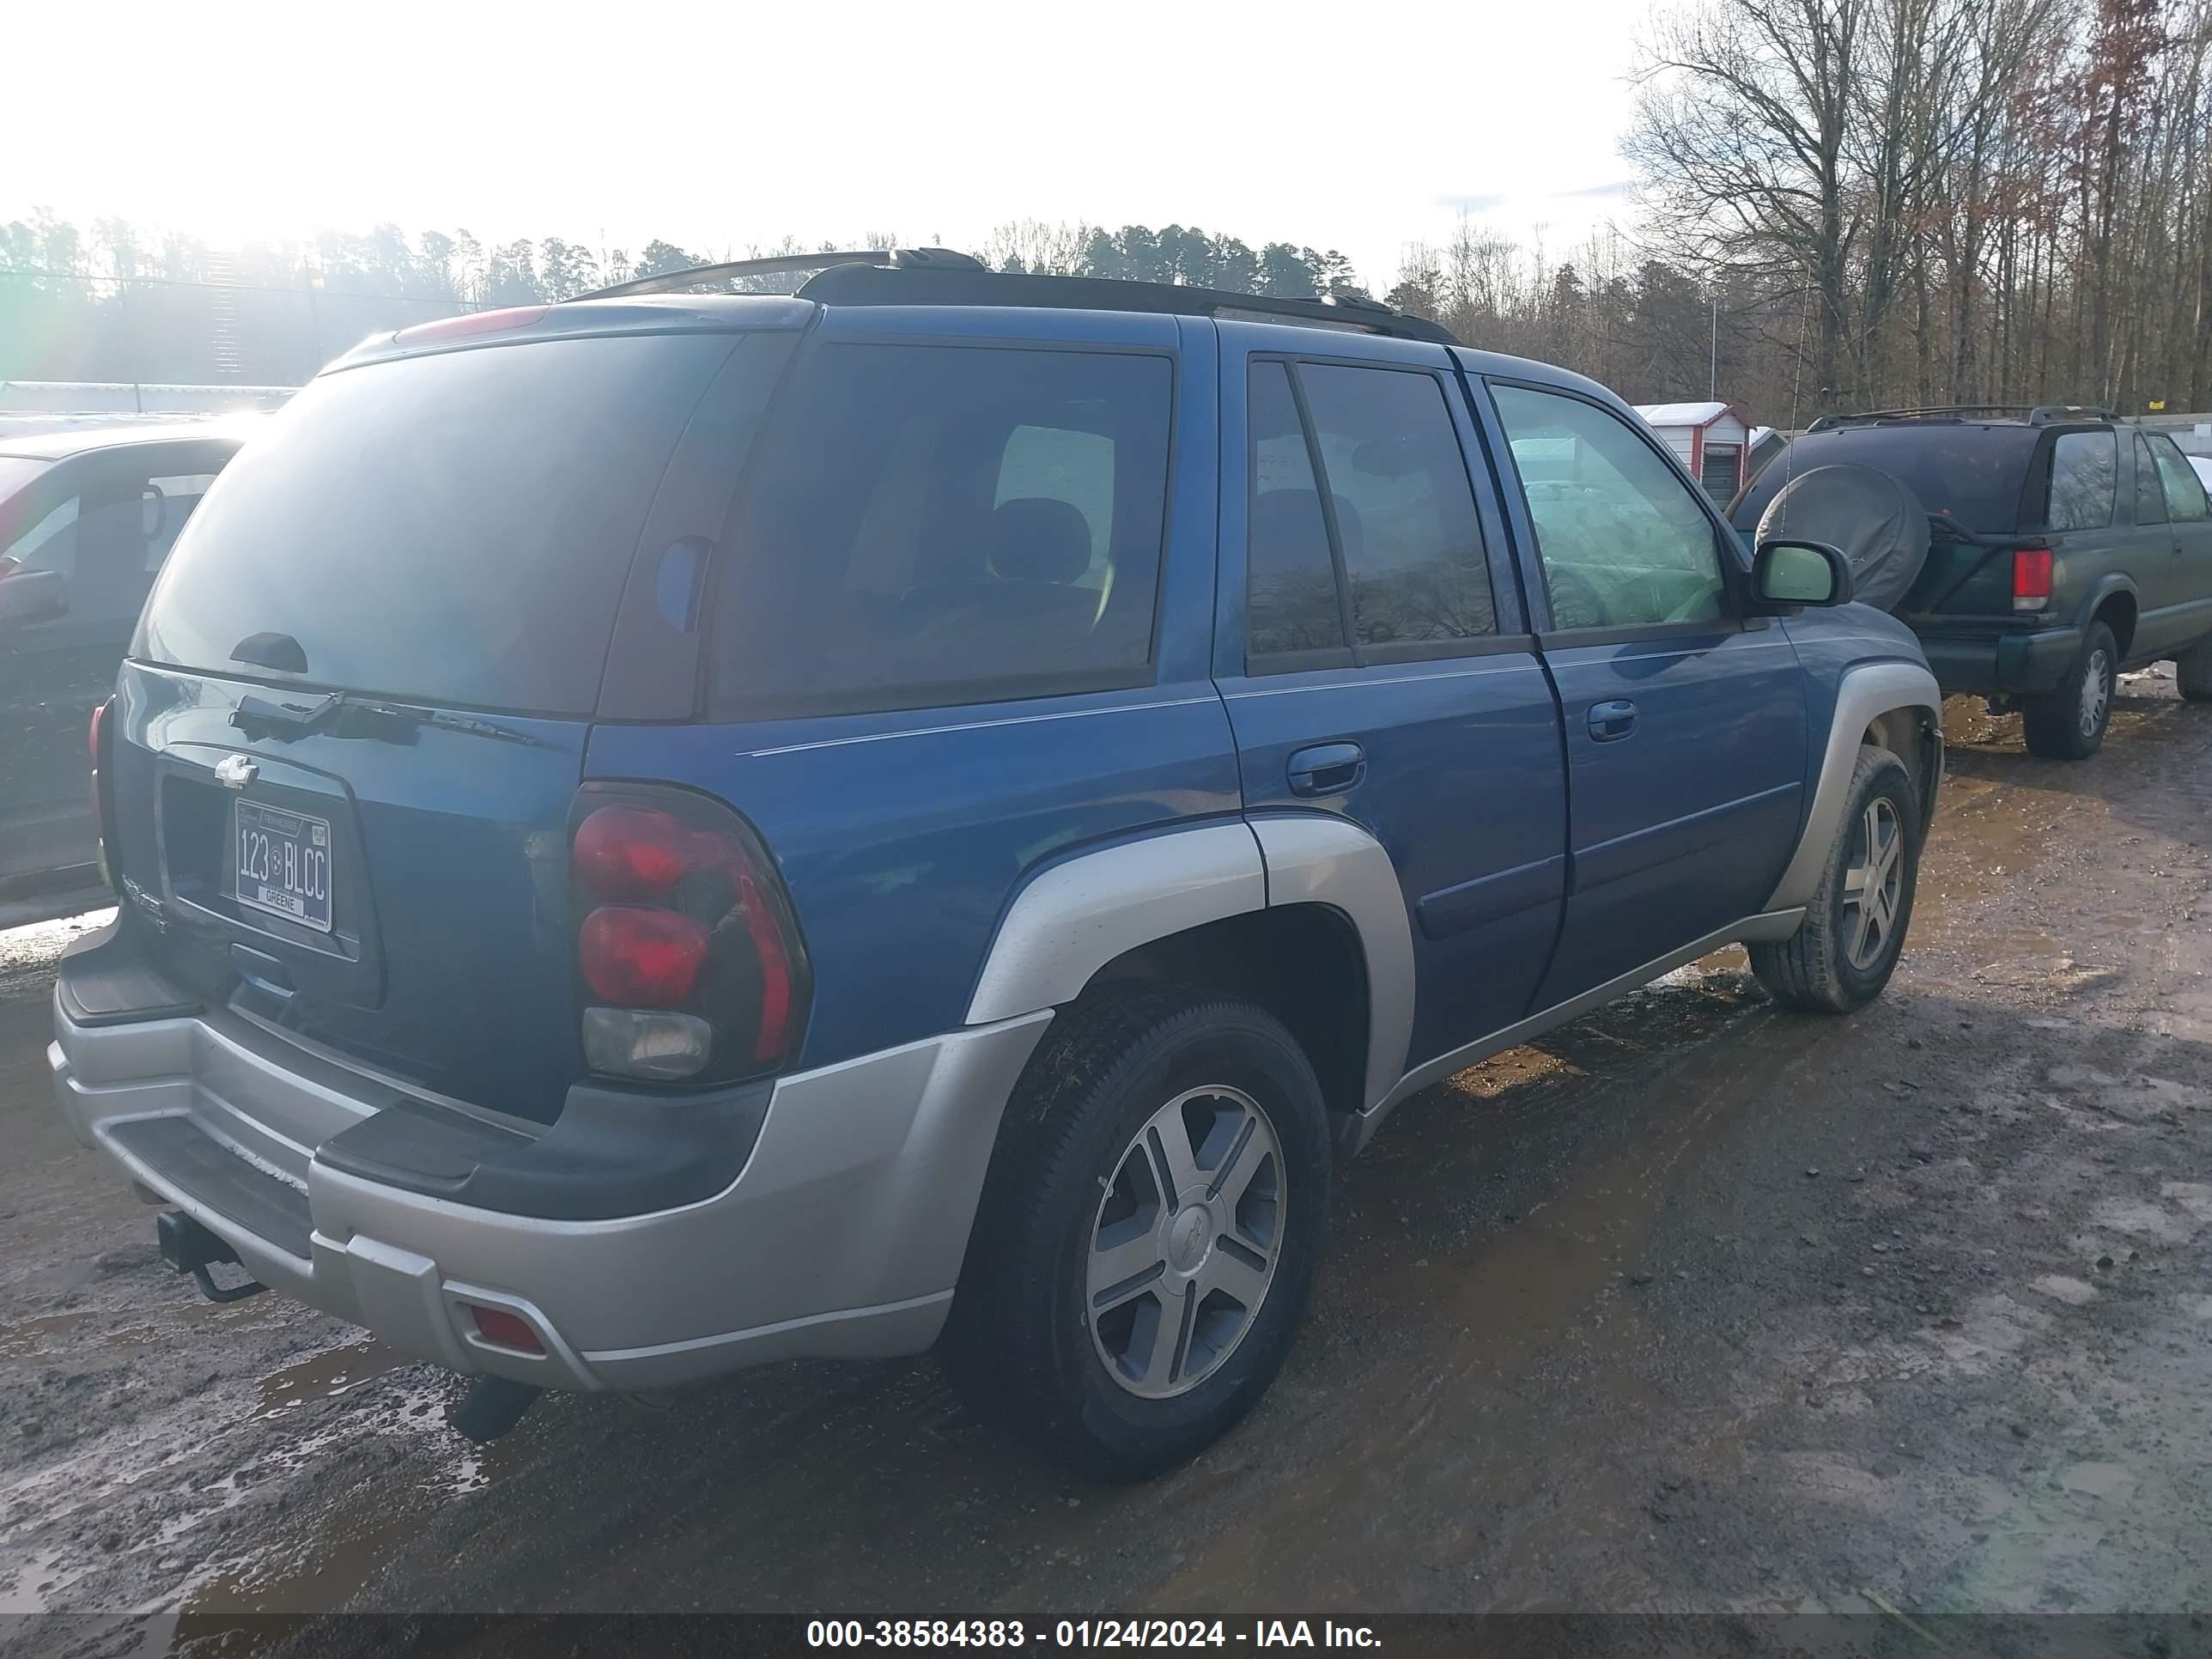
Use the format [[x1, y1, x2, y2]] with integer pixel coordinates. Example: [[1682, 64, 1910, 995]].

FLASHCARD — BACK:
[[50, 994, 1050, 1389]]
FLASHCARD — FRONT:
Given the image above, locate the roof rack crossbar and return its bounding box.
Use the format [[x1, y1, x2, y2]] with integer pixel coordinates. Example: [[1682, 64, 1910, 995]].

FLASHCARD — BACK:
[[569, 247, 983, 302]]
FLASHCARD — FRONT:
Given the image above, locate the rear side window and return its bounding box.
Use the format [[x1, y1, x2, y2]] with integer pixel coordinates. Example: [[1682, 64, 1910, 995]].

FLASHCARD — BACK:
[[139, 333, 744, 714], [1297, 364, 1495, 647], [1730, 426, 2035, 536], [713, 343, 1172, 718], [2148, 434, 2209, 522], [1246, 362, 1347, 658], [2046, 430, 2118, 532], [2136, 435, 2169, 526]]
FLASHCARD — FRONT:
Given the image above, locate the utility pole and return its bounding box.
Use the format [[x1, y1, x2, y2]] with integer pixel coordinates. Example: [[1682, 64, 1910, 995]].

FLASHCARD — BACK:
[[1710, 295, 1719, 400]]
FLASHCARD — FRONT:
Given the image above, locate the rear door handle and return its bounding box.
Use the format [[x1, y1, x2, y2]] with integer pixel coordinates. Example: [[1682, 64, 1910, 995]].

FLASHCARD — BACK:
[[1587, 699, 1638, 742], [1286, 741, 1366, 797]]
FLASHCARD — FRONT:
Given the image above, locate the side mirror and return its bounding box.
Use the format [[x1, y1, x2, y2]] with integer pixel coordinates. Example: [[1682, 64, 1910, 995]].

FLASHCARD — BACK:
[[142, 483, 167, 541], [1753, 538, 1854, 609], [0, 567, 68, 633]]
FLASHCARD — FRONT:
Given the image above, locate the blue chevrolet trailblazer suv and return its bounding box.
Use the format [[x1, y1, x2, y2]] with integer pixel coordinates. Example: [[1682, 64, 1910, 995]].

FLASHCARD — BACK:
[[49, 250, 1943, 1477]]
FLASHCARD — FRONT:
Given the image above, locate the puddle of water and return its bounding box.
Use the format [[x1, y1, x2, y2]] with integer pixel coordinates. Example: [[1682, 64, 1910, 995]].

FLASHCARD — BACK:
[[255, 1340, 412, 1416], [0, 1311, 92, 1363]]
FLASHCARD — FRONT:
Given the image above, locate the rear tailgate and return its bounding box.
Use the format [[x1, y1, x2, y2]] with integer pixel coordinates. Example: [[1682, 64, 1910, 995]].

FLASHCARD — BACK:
[[108, 664, 588, 1118], [110, 323, 784, 1121]]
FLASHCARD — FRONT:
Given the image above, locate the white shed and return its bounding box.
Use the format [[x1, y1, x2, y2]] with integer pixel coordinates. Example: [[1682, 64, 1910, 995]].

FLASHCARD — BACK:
[[1633, 402, 1753, 501]]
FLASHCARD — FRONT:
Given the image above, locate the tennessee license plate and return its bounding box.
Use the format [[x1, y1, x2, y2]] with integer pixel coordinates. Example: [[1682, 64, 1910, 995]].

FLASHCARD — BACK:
[[234, 800, 333, 933]]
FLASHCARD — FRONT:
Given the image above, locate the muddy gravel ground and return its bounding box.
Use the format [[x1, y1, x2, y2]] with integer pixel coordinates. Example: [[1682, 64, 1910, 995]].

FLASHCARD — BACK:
[[3, 677, 2209, 1655]]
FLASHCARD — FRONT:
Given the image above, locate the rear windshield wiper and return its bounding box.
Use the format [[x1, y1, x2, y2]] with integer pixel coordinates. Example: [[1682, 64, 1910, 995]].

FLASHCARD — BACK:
[[346, 699, 543, 746], [229, 690, 539, 747]]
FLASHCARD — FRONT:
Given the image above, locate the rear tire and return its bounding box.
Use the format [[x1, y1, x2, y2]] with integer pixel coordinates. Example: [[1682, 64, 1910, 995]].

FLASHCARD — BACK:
[[2175, 636, 2212, 702], [1749, 744, 1921, 1015], [942, 988, 1331, 1480], [2022, 620, 2118, 759]]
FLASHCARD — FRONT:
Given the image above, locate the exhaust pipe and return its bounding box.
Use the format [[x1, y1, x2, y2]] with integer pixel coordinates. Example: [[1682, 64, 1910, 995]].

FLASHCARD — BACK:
[[449, 1376, 541, 1443]]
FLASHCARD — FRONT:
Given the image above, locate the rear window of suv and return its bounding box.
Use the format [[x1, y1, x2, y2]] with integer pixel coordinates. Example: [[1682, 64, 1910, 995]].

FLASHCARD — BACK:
[[1729, 424, 2036, 537], [136, 331, 744, 714], [711, 342, 1173, 719]]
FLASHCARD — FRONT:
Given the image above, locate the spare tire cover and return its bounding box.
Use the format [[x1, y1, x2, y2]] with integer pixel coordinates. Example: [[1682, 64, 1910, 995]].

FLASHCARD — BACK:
[[1754, 463, 1931, 613]]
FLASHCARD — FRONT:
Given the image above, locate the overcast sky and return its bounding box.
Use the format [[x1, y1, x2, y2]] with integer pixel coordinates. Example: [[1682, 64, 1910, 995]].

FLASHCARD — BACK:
[[9, 0, 1649, 289]]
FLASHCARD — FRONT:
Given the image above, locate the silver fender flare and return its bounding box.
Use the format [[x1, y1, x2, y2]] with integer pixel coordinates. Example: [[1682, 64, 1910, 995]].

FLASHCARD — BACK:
[[964, 816, 1416, 1115], [1765, 659, 1942, 915], [965, 823, 1267, 1025]]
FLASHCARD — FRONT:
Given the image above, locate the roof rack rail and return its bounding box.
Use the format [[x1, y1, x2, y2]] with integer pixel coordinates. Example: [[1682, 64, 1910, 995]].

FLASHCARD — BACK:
[[569, 247, 984, 302], [1807, 404, 2037, 432], [791, 262, 1461, 345], [2027, 403, 2124, 425]]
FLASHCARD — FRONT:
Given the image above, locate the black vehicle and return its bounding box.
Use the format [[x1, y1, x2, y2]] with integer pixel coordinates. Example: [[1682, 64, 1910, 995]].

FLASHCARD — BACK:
[[1731, 405, 2212, 758], [0, 423, 246, 921]]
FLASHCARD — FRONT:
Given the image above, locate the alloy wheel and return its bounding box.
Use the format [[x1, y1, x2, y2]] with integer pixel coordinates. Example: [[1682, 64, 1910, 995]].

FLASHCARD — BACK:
[[1085, 1085, 1285, 1400], [1840, 796, 1905, 972]]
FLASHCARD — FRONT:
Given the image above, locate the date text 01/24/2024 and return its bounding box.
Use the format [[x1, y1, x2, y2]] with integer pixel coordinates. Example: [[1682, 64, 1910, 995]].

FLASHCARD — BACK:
[[805, 1623, 1382, 1650]]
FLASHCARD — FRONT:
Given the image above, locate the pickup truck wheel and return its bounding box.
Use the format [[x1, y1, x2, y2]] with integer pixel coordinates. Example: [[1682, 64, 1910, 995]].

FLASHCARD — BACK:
[[942, 989, 1330, 1480], [1748, 744, 1921, 1015], [2174, 636, 2212, 702], [2022, 620, 2118, 759]]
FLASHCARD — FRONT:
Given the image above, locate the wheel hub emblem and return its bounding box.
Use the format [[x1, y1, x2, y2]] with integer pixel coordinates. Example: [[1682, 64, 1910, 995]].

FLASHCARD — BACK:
[[1167, 1206, 1211, 1273]]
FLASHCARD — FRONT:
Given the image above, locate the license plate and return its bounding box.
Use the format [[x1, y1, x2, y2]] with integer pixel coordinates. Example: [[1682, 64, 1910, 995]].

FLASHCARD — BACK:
[[234, 800, 334, 933]]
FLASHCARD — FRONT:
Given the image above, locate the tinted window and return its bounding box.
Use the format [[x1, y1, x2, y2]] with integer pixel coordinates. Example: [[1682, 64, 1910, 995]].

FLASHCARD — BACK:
[[6, 451, 228, 632], [146, 472, 222, 568], [140, 333, 741, 714], [996, 425, 1116, 584], [2148, 434, 2209, 522], [2047, 430, 2118, 532], [1299, 364, 1493, 647], [1730, 425, 2035, 535], [2, 496, 78, 576], [1492, 384, 1725, 629], [1246, 361, 1346, 659], [2136, 435, 2169, 526], [714, 343, 1171, 717]]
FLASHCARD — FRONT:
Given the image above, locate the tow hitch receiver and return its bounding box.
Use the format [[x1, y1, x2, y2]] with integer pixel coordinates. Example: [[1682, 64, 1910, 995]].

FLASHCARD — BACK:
[[157, 1210, 268, 1304]]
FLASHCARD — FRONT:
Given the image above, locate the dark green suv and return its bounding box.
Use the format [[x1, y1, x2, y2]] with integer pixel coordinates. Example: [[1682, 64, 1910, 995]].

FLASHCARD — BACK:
[[1733, 406, 2212, 758]]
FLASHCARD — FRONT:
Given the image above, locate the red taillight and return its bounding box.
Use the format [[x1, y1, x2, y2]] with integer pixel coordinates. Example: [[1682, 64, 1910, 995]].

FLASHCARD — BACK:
[[573, 806, 690, 901], [568, 789, 809, 1084], [392, 305, 549, 345], [579, 906, 708, 1005], [2013, 548, 2053, 611]]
